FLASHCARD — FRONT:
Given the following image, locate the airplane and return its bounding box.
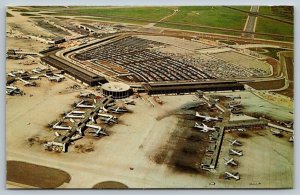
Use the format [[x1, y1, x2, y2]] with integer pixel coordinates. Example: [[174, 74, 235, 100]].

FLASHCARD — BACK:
[[237, 128, 246, 132], [228, 139, 242, 146], [224, 157, 238, 166], [107, 103, 116, 107], [54, 73, 65, 80], [48, 76, 63, 82], [11, 70, 25, 75], [98, 113, 117, 124], [86, 123, 107, 136], [51, 121, 72, 130], [32, 67, 46, 74], [64, 110, 85, 119], [72, 110, 85, 114], [7, 72, 16, 77], [271, 129, 282, 135], [195, 112, 219, 122], [194, 122, 216, 132], [224, 172, 240, 180], [18, 78, 36, 87], [225, 95, 241, 100], [109, 107, 128, 114], [100, 106, 108, 113], [44, 73, 63, 82], [229, 149, 243, 156], [229, 101, 242, 108], [29, 76, 41, 80], [54, 131, 61, 137], [89, 115, 97, 123], [6, 86, 22, 95], [283, 121, 293, 128], [79, 92, 94, 98], [123, 99, 135, 105], [76, 100, 95, 108], [70, 134, 82, 141]]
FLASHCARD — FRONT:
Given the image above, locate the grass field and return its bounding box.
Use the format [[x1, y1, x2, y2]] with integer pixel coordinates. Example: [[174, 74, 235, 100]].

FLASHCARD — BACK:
[[75, 16, 148, 25], [256, 17, 293, 36], [159, 6, 248, 30], [38, 6, 175, 22], [13, 6, 294, 41]]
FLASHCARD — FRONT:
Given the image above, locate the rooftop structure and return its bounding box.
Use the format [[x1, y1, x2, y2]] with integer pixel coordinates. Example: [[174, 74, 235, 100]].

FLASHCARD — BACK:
[[102, 82, 132, 99]]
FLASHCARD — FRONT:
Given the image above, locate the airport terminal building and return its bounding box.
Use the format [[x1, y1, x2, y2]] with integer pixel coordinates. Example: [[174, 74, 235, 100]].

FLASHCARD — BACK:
[[101, 82, 132, 99]]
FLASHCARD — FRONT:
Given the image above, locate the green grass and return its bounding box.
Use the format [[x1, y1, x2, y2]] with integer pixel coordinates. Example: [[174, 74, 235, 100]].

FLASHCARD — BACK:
[[256, 17, 293, 36], [10, 6, 293, 41], [43, 7, 175, 22], [258, 6, 293, 22], [161, 6, 247, 30], [75, 16, 147, 25], [155, 23, 241, 36]]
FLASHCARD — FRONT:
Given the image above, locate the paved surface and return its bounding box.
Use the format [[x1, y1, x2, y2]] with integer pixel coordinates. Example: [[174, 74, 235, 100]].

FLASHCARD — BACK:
[[242, 6, 259, 38]]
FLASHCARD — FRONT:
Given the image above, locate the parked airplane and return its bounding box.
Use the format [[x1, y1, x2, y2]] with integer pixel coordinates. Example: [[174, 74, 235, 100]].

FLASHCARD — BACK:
[[224, 172, 240, 180], [32, 67, 46, 74], [7, 72, 16, 77], [100, 106, 108, 113], [194, 122, 216, 132], [48, 76, 63, 82], [51, 121, 72, 130], [98, 113, 117, 124], [6, 86, 22, 95], [225, 95, 241, 100], [224, 157, 238, 166], [229, 101, 242, 108], [86, 123, 107, 136], [228, 139, 242, 146], [195, 112, 219, 122], [70, 134, 82, 141], [72, 110, 85, 114], [109, 107, 128, 114], [64, 110, 85, 119], [229, 149, 243, 156], [29, 76, 41, 80], [123, 99, 135, 105], [271, 129, 282, 135], [44, 74, 63, 82], [54, 131, 60, 137], [18, 78, 36, 87], [76, 100, 95, 108], [54, 73, 65, 79], [79, 92, 94, 98]]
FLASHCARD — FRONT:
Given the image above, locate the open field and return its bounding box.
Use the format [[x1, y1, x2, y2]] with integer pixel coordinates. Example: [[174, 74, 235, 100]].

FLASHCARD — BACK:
[[7, 161, 71, 188], [158, 6, 247, 30], [35, 6, 175, 22], [256, 17, 293, 37], [8, 6, 294, 41]]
